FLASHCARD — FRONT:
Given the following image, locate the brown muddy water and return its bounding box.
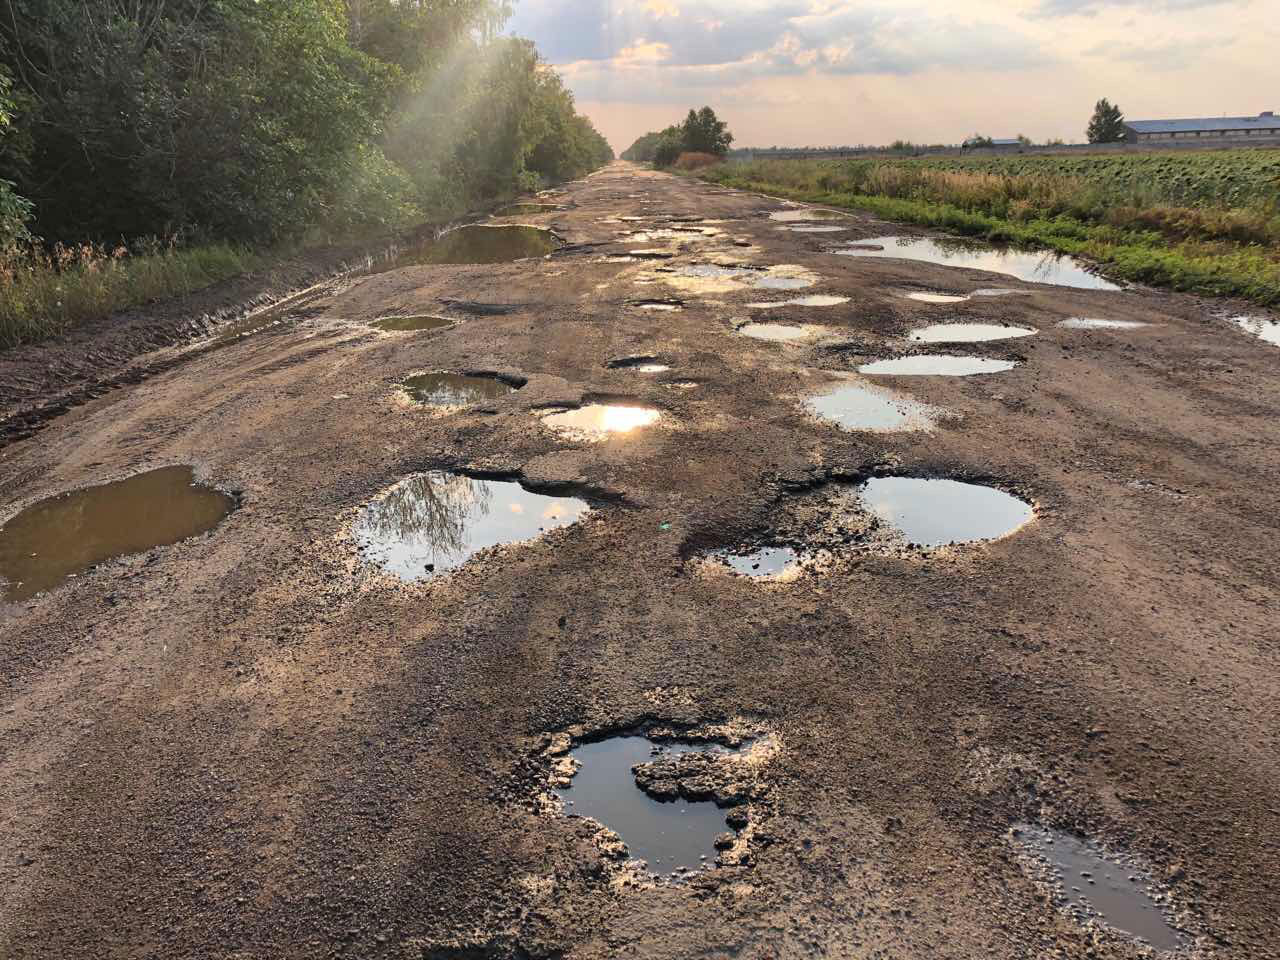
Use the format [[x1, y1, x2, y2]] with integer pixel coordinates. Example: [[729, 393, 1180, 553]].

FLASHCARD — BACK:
[[1017, 825, 1184, 951], [354, 473, 589, 581], [413, 224, 558, 265], [402, 373, 519, 406], [769, 208, 849, 222], [908, 323, 1037, 344], [853, 477, 1033, 547], [541, 404, 661, 440], [0, 466, 235, 602], [372, 315, 456, 333], [837, 236, 1122, 291], [556, 736, 738, 876], [805, 378, 938, 432], [858, 356, 1019, 377]]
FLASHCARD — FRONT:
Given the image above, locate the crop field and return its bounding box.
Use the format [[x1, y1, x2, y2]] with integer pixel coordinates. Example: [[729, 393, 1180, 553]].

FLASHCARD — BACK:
[[901, 149, 1280, 210]]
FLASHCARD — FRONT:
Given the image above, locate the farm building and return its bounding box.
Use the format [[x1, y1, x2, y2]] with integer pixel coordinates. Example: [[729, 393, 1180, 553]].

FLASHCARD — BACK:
[[1124, 112, 1280, 142]]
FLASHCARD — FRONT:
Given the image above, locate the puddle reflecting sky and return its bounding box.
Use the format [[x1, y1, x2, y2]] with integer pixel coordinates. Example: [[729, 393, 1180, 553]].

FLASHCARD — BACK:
[[1230, 314, 1280, 346], [1059, 318, 1150, 330], [737, 322, 824, 343], [806, 379, 936, 432], [715, 545, 800, 578], [542, 404, 661, 440], [904, 292, 970, 304], [853, 477, 1033, 547], [769, 208, 848, 222], [354, 473, 588, 579], [1019, 825, 1183, 951], [787, 224, 848, 233], [403, 373, 516, 406], [557, 736, 732, 874], [859, 356, 1019, 376], [0, 466, 234, 602], [836, 236, 1122, 290], [908, 323, 1037, 343], [748, 295, 849, 308]]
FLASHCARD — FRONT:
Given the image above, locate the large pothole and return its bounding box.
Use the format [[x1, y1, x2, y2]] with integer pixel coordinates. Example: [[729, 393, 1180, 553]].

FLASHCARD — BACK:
[[858, 356, 1019, 377]]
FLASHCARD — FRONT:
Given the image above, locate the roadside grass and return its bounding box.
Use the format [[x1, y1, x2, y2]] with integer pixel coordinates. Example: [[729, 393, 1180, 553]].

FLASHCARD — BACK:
[[0, 240, 262, 350], [697, 159, 1280, 306]]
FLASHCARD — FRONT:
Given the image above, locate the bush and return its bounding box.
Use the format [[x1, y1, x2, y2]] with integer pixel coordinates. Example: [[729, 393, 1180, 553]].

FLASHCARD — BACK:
[[674, 152, 720, 170], [653, 136, 683, 168]]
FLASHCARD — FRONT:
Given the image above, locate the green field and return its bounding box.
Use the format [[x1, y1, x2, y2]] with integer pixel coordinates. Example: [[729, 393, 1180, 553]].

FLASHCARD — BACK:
[[699, 149, 1280, 305]]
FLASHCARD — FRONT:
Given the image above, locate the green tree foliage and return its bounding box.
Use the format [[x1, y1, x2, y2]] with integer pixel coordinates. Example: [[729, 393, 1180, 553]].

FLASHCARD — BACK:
[[0, 65, 33, 251], [1087, 99, 1127, 144], [0, 0, 609, 247], [623, 107, 734, 166]]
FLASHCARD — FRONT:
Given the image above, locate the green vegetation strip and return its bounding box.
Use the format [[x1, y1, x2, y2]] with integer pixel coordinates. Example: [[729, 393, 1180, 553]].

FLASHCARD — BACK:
[[698, 156, 1280, 306]]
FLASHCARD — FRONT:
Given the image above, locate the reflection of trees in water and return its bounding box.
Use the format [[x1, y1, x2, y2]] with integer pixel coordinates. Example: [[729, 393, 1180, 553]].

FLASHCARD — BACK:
[[357, 472, 492, 565]]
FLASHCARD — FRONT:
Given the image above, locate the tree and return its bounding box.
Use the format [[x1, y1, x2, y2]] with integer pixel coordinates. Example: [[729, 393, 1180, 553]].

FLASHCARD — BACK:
[[680, 106, 733, 156], [1087, 99, 1127, 144], [652, 133, 683, 168]]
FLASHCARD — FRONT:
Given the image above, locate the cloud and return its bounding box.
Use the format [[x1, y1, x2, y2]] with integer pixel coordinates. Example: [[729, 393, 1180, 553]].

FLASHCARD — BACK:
[[1035, 0, 1236, 15]]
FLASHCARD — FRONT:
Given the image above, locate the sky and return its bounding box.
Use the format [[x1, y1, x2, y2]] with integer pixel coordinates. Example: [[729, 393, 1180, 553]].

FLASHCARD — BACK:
[[506, 0, 1279, 152]]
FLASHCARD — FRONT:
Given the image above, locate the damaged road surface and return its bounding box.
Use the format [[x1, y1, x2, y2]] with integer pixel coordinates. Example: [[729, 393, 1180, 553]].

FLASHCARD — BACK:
[[1, 162, 1278, 959]]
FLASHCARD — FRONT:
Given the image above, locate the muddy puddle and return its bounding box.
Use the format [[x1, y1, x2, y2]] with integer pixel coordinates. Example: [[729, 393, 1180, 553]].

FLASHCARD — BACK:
[[411, 224, 557, 265], [785, 225, 848, 233], [556, 736, 741, 876], [748, 295, 849, 309], [859, 356, 1019, 377], [630, 299, 683, 312], [908, 323, 1036, 343], [354, 473, 588, 580], [853, 477, 1032, 547], [0, 466, 235, 602], [1229, 314, 1280, 346], [805, 377, 938, 432], [542, 404, 661, 440], [769, 208, 848, 222], [904, 292, 970, 304], [1059, 318, 1150, 330], [608, 356, 671, 373], [837, 236, 1121, 290], [402, 373, 519, 407], [1018, 825, 1184, 950], [372, 314, 455, 332], [713, 545, 801, 579], [665, 263, 819, 295], [736, 322, 826, 343]]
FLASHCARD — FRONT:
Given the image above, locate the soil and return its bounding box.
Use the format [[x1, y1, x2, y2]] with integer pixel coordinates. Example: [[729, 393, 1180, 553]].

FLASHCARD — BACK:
[[1, 161, 1277, 959]]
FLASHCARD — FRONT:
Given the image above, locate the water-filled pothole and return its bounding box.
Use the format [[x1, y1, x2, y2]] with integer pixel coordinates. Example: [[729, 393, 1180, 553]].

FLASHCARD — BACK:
[[1058, 318, 1150, 330], [769, 208, 848, 222], [786, 224, 848, 233], [904, 292, 970, 304], [859, 356, 1019, 376], [353, 473, 588, 580], [630, 299, 683, 312], [712, 545, 800, 579], [1229, 314, 1280, 346], [541, 404, 661, 440], [736, 322, 826, 343], [1017, 825, 1184, 951], [836, 236, 1121, 290], [372, 314, 455, 332], [908, 323, 1037, 343], [402, 373, 519, 407], [805, 378, 938, 432], [414, 225, 557, 264], [0, 466, 235, 602], [607, 356, 671, 373], [747, 295, 849, 308], [853, 477, 1032, 547]]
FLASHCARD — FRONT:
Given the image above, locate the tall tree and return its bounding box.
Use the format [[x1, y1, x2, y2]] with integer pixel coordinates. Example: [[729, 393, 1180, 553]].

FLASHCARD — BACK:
[[680, 106, 733, 156], [1087, 99, 1127, 144]]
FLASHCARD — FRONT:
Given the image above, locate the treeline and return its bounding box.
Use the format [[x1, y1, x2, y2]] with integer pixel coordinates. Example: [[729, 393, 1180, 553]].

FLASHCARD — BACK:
[[0, 0, 612, 252], [621, 107, 732, 167]]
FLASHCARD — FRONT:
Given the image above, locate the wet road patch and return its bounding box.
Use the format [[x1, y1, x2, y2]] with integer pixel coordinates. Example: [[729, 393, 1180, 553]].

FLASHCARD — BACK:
[[1017, 825, 1184, 951], [0, 466, 235, 602], [852, 477, 1033, 547], [1228, 314, 1280, 346], [747, 295, 850, 309], [785, 224, 849, 233], [908, 323, 1037, 343], [372, 314, 456, 332], [416, 224, 557, 264], [859, 356, 1019, 376], [805, 377, 939, 432], [836, 236, 1121, 290], [769, 208, 848, 222], [1058, 318, 1151, 330], [541, 404, 661, 440], [354, 473, 588, 580], [401, 373, 520, 407]]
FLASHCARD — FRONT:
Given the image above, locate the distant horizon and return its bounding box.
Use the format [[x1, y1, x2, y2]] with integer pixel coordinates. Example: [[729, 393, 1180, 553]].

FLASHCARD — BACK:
[[507, 0, 1279, 155]]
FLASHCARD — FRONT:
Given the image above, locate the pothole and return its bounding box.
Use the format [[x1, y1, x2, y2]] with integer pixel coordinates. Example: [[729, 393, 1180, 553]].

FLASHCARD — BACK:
[[0, 466, 236, 602], [903, 292, 970, 304], [353, 473, 589, 580], [414, 224, 558, 265], [853, 476, 1033, 547], [736, 322, 827, 343], [1227, 314, 1279, 346], [785, 224, 849, 233], [711, 545, 801, 579], [607, 356, 671, 373], [769, 208, 848, 222], [859, 356, 1019, 376], [1058, 318, 1151, 330], [372, 314, 456, 332], [629, 299, 683, 312], [908, 323, 1037, 343], [747, 295, 849, 309], [1015, 825, 1185, 951], [664, 263, 820, 295], [805, 376, 940, 432], [541, 404, 661, 440], [401, 373, 520, 407], [835, 236, 1121, 290], [547, 725, 775, 880]]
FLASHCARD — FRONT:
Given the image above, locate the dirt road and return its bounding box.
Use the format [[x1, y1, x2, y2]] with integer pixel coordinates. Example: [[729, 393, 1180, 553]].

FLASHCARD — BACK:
[[1, 162, 1277, 959]]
